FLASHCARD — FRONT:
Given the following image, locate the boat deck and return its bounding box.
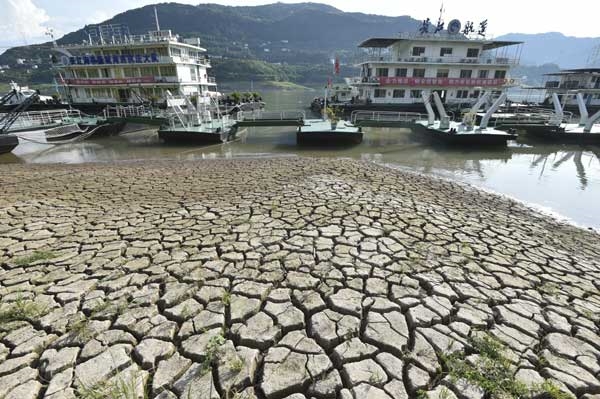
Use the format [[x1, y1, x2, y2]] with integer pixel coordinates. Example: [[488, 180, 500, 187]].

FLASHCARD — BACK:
[[415, 121, 517, 146], [297, 119, 363, 145]]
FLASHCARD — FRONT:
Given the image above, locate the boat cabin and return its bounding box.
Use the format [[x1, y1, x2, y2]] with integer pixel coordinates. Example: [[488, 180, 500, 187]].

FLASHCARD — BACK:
[[54, 25, 217, 105]]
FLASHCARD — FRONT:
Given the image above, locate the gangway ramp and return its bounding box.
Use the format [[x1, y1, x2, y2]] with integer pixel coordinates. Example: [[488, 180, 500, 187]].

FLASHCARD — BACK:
[[235, 110, 305, 127], [351, 110, 428, 127]]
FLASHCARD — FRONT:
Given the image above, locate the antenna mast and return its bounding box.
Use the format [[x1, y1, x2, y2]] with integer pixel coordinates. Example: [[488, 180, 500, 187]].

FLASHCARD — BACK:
[[154, 6, 160, 31]]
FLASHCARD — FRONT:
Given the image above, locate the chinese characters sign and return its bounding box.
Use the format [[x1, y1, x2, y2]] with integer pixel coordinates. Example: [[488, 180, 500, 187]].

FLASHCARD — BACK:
[[419, 18, 488, 37], [68, 53, 160, 65], [377, 77, 506, 87]]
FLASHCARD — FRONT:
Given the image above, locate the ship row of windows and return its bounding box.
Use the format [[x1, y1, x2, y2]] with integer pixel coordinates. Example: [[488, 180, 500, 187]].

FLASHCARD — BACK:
[[371, 68, 506, 79], [373, 89, 482, 99], [411, 47, 480, 58]]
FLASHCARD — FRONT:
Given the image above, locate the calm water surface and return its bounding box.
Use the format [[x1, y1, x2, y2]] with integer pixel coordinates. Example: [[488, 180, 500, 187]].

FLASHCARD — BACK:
[[1, 90, 599, 230]]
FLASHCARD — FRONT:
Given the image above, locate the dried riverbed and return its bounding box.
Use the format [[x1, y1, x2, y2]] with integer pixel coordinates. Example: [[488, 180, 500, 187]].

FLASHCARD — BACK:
[[1, 158, 599, 399]]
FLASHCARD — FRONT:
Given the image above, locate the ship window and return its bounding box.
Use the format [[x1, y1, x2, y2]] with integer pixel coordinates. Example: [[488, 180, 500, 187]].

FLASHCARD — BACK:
[[101, 68, 110, 78], [395, 68, 407, 77], [123, 68, 138, 77], [467, 48, 479, 58], [460, 70, 472, 78], [470, 90, 481, 98], [440, 47, 453, 56], [410, 90, 422, 98], [412, 68, 425, 78], [376, 68, 389, 77], [456, 90, 470, 99], [159, 66, 175, 76], [436, 69, 449, 78], [190, 67, 197, 81], [375, 68, 388, 76], [374, 89, 387, 98], [87, 69, 99, 78], [412, 47, 425, 56], [478, 70, 489, 79], [494, 70, 507, 79], [393, 89, 405, 98], [170, 47, 181, 56]]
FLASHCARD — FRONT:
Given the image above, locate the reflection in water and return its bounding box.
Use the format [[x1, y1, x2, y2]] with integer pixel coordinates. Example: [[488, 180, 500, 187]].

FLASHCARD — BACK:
[[1, 89, 599, 230]]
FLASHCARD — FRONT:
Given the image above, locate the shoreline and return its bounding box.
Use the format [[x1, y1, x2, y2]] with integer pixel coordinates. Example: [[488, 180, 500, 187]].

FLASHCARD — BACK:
[[377, 160, 600, 235], [1, 157, 599, 398], [4, 148, 597, 235]]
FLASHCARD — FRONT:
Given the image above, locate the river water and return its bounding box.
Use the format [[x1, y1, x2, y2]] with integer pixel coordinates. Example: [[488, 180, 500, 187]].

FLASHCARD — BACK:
[[1, 90, 599, 230]]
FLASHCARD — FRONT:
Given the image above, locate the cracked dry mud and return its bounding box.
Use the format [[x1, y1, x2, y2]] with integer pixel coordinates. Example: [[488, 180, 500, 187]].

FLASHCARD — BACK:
[[1, 157, 599, 399]]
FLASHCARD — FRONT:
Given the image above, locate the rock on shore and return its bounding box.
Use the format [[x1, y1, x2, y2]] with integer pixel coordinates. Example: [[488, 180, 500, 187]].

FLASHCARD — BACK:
[[1, 158, 599, 398]]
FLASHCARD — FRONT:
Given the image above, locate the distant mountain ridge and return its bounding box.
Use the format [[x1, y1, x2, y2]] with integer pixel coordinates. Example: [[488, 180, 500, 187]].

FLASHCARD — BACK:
[[0, 2, 598, 86], [54, 2, 419, 52], [497, 32, 600, 68]]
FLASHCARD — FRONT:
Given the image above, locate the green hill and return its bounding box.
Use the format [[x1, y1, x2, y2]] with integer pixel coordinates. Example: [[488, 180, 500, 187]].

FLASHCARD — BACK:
[[1, 2, 596, 88], [0, 2, 418, 87]]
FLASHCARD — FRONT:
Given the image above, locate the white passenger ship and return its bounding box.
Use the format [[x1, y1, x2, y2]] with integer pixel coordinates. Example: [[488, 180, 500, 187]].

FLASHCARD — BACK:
[[347, 17, 523, 112], [54, 22, 217, 107]]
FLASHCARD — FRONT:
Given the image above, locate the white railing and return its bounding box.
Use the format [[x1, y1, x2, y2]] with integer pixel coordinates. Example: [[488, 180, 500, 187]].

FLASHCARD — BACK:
[[0, 109, 82, 131], [170, 56, 210, 66], [102, 105, 155, 119], [347, 77, 381, 85], [239, 110, 305, 121], [350, 110, 429, 124], [491, 107, 576, 127]]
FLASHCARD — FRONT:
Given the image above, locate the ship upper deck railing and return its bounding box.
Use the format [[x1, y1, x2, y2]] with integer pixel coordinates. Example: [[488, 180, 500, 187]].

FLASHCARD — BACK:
[[59, 30, 198, 49]]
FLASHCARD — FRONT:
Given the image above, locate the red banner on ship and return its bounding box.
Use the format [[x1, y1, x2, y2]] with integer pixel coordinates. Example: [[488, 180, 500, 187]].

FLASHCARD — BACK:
[[377, 77, 507, 87], [63, 77, 156, 85]]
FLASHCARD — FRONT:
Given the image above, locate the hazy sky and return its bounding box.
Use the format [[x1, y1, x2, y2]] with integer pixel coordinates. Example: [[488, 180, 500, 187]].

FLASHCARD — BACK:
[[1, 0, 599, 52]]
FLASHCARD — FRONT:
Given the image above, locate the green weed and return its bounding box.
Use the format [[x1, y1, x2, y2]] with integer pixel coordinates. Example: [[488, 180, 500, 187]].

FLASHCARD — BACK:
[[441, 334, 574, 399], [0, 294, 48, 323], [14, 250, 56, 266], [77, 371, 148, 399]]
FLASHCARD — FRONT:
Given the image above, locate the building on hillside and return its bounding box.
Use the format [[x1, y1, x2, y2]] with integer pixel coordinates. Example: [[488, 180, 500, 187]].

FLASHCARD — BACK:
[[54, 27, 217, 105]]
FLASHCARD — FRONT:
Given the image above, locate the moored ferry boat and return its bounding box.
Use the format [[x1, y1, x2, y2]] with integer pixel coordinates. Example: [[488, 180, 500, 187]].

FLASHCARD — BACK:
[[53, 21, 219, 113], [537, 68, 600, 114], [334, 17, 523, 115], [158, 92, 238, 144]]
